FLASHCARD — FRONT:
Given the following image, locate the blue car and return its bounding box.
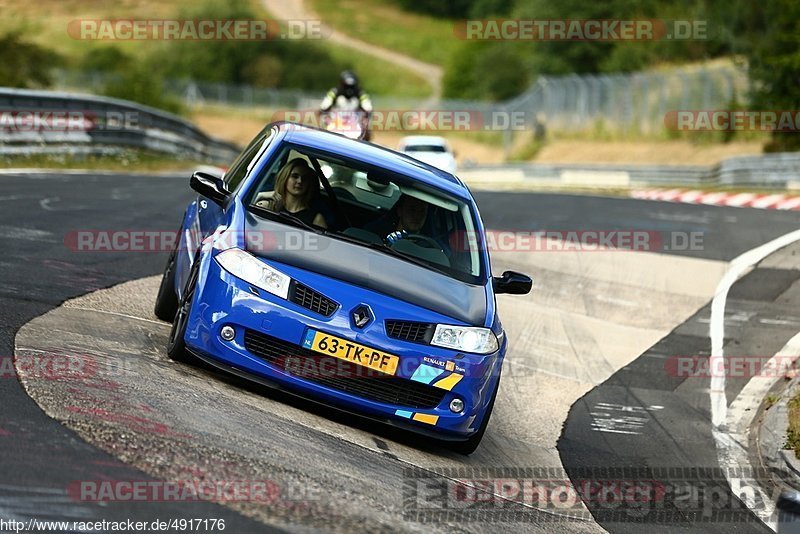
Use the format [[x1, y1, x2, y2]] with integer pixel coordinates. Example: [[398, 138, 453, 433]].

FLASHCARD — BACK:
[[154, 122, 531, 454]]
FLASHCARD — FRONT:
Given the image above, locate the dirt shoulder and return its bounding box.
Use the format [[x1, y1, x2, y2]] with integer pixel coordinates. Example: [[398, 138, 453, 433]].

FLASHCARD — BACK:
[[191, 107, 766, 167]]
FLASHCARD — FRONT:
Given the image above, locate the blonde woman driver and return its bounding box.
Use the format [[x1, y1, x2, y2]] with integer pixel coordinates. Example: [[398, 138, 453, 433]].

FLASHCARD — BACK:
[[255, 158, 327, 229]]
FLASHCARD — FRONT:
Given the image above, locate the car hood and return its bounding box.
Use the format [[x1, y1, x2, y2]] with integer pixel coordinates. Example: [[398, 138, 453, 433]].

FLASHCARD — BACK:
[[243, 212, 487, 325]]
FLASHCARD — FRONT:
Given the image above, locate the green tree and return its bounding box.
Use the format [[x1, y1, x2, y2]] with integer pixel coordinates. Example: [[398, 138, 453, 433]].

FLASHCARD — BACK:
[[441, 0, 752, 101], [469, 0, 516, 18], [444, 41, 528, 101], [80, 46, 132, 74], [746, 0, 800, 151], [0, 32, 62, 88], [157, 0, 343, 91], [103, 60, 184, 115], [78, 46, 183, 114], [443, 42, 482, 99], [391, 0, 473, 18]]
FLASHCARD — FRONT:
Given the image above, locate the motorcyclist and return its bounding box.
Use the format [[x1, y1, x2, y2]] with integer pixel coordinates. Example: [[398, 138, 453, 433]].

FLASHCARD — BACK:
[[320, 70, 373, 140]]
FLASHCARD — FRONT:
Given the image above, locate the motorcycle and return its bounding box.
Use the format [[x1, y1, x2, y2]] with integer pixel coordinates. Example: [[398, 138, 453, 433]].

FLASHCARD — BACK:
[[319, 110, 370, 141]]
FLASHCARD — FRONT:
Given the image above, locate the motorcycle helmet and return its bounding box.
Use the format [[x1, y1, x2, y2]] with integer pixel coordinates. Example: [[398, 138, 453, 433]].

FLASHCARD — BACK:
[[339, 70, 359, 98]]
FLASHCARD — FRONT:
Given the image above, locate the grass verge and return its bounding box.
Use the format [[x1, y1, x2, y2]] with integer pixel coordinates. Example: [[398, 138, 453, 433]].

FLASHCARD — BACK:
[[787, 393, 800, 457], [1, 0, 432, 99], [308, 0, 456, 66], [0, 149, 215, 172], [324, 42, 432, 99]]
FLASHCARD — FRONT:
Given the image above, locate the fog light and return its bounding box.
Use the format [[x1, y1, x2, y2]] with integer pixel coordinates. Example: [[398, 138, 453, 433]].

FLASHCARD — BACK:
[[220, 325, 236, 341], [449, 398, 465, 413]]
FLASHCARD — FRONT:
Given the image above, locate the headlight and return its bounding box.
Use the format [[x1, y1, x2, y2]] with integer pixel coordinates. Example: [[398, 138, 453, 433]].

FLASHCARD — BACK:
[[215, 248, 290, 299], [431, 325, 498, 354]]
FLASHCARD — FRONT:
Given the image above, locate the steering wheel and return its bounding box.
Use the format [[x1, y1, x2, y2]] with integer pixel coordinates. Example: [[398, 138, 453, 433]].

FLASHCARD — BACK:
[[400, 233, 442, 250]]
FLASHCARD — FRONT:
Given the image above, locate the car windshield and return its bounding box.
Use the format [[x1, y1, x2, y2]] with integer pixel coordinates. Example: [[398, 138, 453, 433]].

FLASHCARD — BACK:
[[404, 145, 447, 153], [244, 143, 483, 283]]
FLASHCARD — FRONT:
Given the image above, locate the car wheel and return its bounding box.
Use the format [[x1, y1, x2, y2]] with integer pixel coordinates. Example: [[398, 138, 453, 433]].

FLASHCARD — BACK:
[[166, 256, 200, 363], [154, 246, 179, 321], [450, 369, 501, 455]]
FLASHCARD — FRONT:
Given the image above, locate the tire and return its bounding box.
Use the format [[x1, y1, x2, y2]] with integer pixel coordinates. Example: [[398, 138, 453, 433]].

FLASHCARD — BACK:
[[450, 369, 501, 455], [166, 257, 200, 364], [154, 246, 179, 321]]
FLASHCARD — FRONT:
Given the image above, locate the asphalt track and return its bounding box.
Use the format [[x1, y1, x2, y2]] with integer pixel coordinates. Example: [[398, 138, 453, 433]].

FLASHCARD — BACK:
[[558, 240, 800, 533], [2, 171, 799, 532]]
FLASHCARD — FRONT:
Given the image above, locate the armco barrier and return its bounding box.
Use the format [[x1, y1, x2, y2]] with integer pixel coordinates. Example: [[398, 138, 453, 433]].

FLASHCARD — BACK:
[[460, 152, 800, 188], [0, 88, 240, 164]]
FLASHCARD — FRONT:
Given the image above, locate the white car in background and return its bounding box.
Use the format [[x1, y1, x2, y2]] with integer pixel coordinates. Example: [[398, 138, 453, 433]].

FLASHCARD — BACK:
[[398, 136, 457, 175]]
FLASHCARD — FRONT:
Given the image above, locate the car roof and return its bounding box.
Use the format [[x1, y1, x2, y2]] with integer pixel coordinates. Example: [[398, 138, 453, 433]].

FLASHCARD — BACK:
[[275, 122, 468, 198]]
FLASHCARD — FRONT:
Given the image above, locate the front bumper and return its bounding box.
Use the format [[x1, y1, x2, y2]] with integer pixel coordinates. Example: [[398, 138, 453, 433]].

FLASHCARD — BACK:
[[183, 255, 504, 439]]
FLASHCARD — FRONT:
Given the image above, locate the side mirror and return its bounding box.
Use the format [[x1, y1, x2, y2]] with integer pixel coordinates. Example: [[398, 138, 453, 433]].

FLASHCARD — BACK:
[[190, 171, 230, 205], [493, 270, 533, 295]]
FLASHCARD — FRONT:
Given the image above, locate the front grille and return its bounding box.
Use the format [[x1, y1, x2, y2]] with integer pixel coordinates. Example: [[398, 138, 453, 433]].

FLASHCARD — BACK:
[[291, 282, 338, 317], [244, 329, 446, 409], [385, 320, 434, 344]]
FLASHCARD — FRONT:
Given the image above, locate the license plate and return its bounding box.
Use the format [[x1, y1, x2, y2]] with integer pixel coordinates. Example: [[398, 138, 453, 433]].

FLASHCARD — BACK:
[[301, 329, 399, 376]]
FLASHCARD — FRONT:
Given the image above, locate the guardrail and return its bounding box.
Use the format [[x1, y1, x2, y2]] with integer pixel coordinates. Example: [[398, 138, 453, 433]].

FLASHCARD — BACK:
[[460, 152, 800, 189], [0, 88, 241, 164]]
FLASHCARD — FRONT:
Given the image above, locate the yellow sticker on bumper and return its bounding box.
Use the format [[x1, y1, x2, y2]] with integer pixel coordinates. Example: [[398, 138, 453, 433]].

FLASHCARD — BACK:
[[433, 373, 463, 391], [412, 413, 439, 425]]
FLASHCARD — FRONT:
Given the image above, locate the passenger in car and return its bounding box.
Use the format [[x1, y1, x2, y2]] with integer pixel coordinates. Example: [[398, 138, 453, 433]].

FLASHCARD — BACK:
[[255, 158, 328, 229]]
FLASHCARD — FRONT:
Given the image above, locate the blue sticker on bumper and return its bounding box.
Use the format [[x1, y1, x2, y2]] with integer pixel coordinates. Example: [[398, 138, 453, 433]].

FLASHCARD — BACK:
[[410, 364, 444, 385]]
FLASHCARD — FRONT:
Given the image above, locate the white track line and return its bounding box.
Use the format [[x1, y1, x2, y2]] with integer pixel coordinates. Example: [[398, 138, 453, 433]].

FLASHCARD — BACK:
[[709, 228, 800, 425], [710, 228, 800, 531], [718, 332, 800, 530]]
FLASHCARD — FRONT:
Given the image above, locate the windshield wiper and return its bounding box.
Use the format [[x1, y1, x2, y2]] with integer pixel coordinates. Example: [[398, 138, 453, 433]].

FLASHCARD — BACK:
[[249, 204, 325, 234]]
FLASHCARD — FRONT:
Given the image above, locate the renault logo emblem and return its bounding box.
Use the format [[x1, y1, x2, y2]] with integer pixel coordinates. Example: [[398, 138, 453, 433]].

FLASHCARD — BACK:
[[351, 305, 372, 329]]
